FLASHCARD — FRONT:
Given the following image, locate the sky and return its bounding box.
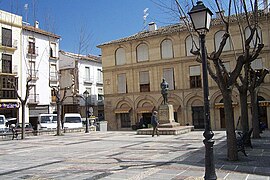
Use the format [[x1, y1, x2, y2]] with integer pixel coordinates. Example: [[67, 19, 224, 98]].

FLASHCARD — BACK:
[[0, 0, 183, 56], [1, 0, 266, 56]]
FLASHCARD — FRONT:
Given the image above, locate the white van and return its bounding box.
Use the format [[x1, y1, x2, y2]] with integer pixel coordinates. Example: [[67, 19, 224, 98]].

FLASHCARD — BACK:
[[0, 115, 8, 133], [63, 113, 83, 129], [38, 114, 57, 130]]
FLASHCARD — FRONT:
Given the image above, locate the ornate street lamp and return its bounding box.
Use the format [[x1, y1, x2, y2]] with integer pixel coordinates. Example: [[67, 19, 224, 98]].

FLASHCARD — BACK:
[[83, 90, 90, 133], [188, 1, 217, 180]]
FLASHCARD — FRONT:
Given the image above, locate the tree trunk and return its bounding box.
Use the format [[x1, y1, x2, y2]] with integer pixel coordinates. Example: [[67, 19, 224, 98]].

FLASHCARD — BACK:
[[251, 88, 260, 138], [222, 91, 238, 161], [239, 90, 249, 133], [21, 101, 26, 139], [56, 102, 62, 136]]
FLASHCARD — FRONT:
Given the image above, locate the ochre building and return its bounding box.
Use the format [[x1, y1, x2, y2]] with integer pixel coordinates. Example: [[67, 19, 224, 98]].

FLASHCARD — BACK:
[[98, 13, 270, 131]]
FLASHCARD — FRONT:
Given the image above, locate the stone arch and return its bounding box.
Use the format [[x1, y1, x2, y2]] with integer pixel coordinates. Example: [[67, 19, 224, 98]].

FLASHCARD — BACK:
[[114, 96, 133, 108]]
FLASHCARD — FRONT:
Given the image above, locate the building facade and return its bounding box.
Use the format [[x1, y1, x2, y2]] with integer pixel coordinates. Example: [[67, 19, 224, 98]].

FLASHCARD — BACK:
[[22, 21, 60, 127], [98, 13, 270, 131], [59, 50, 103, 120], [0, 10, 22, 121]]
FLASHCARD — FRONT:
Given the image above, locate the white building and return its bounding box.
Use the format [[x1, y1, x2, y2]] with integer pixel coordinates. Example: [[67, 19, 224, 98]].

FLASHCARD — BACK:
[[0, 10, 22, 121], [22, 21, 60, 128], [59, 50, 104, 120]]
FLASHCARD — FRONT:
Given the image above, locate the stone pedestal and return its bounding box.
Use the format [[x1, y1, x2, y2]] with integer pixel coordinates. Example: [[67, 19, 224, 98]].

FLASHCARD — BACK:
[[158, 104, 175, 124]]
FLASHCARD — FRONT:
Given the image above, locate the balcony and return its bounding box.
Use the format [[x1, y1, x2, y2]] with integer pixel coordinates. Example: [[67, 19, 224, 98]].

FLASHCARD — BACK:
[[28, 94, 39, 104], [0, 39, 18, 51], [27, 70, 39, 82], [27, 46, 39, 58]]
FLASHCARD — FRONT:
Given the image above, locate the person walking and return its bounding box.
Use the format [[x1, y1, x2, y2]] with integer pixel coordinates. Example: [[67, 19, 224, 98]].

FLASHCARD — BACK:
[[151, 111, 159, 137]]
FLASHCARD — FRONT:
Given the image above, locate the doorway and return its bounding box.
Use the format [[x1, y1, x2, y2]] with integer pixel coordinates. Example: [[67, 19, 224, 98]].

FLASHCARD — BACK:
[[192, 106, 204, 129]]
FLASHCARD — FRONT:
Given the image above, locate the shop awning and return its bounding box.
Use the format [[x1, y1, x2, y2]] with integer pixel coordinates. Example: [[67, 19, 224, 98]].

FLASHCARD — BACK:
[[215, 102, 238, 108], [114, 107, 131, 114], [0, 102, 20, 108], [136, 106, 154, 113]]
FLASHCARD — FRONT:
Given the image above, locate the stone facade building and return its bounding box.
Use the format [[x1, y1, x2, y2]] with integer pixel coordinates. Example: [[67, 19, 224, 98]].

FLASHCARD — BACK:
[[98, 13, 270, 131]]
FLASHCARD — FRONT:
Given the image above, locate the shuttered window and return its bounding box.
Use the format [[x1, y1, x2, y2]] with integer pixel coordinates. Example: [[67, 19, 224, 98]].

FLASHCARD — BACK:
[[163, 68, 174, 90], [115, 48, 126, 65], [117, 74, 127, 93], [137, 43, 149, 62], [161, 39, 173, 59]]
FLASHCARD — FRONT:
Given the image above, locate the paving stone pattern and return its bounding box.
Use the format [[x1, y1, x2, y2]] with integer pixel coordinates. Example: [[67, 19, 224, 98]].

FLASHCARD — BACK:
[[0, 130, 269, 179]]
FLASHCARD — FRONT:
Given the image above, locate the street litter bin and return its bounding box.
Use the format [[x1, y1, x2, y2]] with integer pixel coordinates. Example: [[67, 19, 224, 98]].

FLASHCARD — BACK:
[[99, 121, 107, 131]]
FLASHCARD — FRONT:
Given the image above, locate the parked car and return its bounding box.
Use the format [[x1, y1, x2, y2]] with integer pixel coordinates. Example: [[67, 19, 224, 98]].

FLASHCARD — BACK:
[[63, 113, 83, 129], [15, 123, 34, 132], [0, 115, 8, 133], [38, 114, 57, 130]]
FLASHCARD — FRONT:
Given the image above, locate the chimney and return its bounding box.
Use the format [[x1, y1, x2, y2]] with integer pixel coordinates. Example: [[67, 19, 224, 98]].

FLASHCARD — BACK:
[[149, 22, 157, 31], [34, 21, 39, 28]]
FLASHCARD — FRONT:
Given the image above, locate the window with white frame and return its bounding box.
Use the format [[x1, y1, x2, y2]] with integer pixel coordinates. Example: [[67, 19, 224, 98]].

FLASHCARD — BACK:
[[223, 61, 231, 72], [50, 42, 57, 58], [161, 39, 173, 59], [163, 68, 175, 90], [215, 30, 231, 51], [28, 37, 36, 55], [139, 71, 150, 92], [189, 65, 201, 88], [137, 43, 149, 62], [97, 69, 103, 83], [117, 73, 127, 93], [245, 26, 262, 48], [50, 64, 57, 81], [185, 35, 199, 56], [85, 66, 91, 82], [115, 47, 126, 65]]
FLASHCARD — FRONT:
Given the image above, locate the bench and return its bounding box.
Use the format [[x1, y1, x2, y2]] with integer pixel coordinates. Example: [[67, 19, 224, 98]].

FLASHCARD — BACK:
[[236, 128, 253, 156]]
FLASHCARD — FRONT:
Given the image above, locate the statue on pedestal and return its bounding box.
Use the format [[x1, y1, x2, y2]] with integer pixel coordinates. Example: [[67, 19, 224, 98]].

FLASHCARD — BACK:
[[160, 78, 169, 105]]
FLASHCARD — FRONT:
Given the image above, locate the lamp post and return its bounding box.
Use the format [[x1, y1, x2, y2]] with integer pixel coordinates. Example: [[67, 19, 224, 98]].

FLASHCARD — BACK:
[[83, 90, 89, 133], [188, 1, 217, 180]]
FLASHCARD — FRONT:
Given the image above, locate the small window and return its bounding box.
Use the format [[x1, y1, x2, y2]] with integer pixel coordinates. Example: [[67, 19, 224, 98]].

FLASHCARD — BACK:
[[97, 69, 103, 83], [137, 43, 149, 62], [117, 74, 127, 93], [163, 68, 175, 90], [2, 54, 12, 73], [189, 66, 201, 88], [185, 35, 199, 56], [85, 67, 91, 82], [50, 42, 57, 58], [245, 26, 262, 48], [2, 28, 12, 47], [214, 30, 231, 51], [161, 39, 173, 59], [139, 71, 150, 92], [115, 48, 126, 65]]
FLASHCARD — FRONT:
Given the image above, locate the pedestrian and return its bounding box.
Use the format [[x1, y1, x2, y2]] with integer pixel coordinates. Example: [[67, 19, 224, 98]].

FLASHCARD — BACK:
[[151, 111, 159, 137], [10, 124, 18, 140]]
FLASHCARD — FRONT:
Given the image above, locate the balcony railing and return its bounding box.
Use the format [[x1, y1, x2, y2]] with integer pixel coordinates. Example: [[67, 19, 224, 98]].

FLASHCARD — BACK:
[[28, 94, 39, 104], [27, 70, 39, 80], [84, 77, 94, 83]]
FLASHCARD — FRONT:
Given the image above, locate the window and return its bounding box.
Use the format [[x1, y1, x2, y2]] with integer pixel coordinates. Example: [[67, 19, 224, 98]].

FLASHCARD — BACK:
[[117, 74, 127, 93], [185, 35, 199, 56], [85, 67, 91, 82], [29, 61, 37, 78], [163, 68, 175, 90], [137, 43, 149, 62], [139, 71, 150, 92], [214, 31, 231, 51], [161, 39, 173, 59], [245, 26, 262, 48], [115, 48, 126, 65], [51, 89, 57, 102], [2, 54, 12, 73], [189, 65, 201, 88], [120, 113, 131, 128], [223, 61, 231, 72], [50, 64, 57, 81], [2, 28, 12, 47], [251, 58, 263, 70], [0, 76, 17, 99], [97, 69, 103, 83], [50, 42, 57, 58], [28, 37, 36, 55]]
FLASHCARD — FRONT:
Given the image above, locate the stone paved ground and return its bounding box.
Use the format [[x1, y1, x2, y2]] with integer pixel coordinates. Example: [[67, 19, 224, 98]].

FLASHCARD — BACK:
[[0, 130, 269, 180]]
